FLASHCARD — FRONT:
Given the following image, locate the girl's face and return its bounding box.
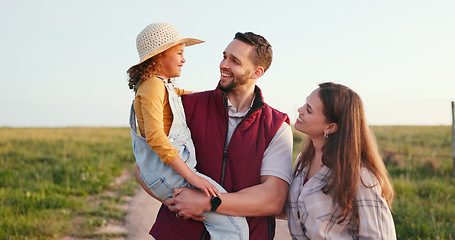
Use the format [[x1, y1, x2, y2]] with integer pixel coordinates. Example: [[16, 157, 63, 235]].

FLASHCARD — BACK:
[[160, 43, 186, 79], [295, 88, 330, 139]]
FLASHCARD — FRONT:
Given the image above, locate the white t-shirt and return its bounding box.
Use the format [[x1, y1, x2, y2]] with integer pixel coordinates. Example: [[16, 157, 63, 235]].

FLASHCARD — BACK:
[[225, 98, 293, 184]]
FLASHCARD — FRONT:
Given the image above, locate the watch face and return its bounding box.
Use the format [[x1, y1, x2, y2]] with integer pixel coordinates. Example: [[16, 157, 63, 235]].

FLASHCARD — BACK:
[[211, 196, 222, 211], [212, 196, 221, 205]]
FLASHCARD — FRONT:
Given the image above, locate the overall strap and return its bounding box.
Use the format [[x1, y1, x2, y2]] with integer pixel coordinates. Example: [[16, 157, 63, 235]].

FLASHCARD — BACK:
[[164, 83, 186, 118], [154, 76, 184, 122], [130, 75, 187, 137], [129, 100, 137, 133], [152, 75, 188, 133]]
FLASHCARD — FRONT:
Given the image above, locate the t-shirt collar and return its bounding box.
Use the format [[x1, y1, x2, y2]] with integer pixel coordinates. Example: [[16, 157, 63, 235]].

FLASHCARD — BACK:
[[226, 96, 255, 118]]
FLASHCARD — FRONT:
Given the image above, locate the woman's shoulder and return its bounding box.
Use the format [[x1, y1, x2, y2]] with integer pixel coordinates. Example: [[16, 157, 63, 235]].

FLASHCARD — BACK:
[[359, 167, 380, 189]]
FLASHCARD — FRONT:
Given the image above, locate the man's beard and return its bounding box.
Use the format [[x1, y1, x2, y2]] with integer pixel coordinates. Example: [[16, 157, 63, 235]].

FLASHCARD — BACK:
[[218, 70, 251, 92]]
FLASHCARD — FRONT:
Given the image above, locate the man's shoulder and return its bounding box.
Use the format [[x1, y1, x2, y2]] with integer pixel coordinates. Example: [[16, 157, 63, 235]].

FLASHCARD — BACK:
[[262, 103, 290, 124], [182, 88, 219, 100], [182, 88, 223, 115], [265, 104, 287, 115]]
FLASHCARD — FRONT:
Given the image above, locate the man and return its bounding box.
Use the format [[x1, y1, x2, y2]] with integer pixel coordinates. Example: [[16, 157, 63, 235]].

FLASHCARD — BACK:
[[135, 32, 293, 239]]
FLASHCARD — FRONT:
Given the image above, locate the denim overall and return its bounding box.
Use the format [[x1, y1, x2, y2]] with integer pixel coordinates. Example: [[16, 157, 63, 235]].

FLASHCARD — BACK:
[[129, 77, 248, 240]]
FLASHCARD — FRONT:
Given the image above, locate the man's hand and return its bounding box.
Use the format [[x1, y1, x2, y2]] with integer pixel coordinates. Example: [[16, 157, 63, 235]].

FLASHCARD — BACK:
[[165, 187, 212, 221]]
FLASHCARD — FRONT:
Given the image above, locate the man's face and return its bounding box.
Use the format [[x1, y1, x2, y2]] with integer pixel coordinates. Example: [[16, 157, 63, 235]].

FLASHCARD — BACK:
[[219, 40, 256, 92]]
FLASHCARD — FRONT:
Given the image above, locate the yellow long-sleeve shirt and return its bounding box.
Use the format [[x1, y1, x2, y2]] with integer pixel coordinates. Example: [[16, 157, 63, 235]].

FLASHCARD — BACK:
[[134, 76, 191, 164]]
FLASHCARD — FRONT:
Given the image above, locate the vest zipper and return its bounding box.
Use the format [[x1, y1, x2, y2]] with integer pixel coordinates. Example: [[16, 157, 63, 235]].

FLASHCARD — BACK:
[[200, 230, 208, 240], [213, 89, 267, 239], [201, 108, 229, 240], [220, 94, 261, 187], [268, 216, 273, 240], [220, 149, 228, 186], [220, 106, 229, 187]]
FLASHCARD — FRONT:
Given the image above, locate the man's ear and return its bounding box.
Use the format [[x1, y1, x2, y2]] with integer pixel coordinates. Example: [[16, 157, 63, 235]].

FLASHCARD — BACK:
[[251, 66, 264, 79]]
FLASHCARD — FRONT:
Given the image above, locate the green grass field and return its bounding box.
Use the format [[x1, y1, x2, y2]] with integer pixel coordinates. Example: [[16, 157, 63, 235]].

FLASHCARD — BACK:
[[1, 126, 454, 239], [0, 128, 138, 239], [372, 126, 455, 239]]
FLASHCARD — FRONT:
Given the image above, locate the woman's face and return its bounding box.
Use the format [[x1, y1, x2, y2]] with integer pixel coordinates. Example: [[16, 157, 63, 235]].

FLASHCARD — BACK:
[[295, 88, 330, 138], [160, 43, 186, 79]]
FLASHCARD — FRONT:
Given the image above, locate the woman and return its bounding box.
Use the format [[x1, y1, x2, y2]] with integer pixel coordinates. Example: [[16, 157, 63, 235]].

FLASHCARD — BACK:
[[286, 82, 396, 239], [128, 23, 248, 239]]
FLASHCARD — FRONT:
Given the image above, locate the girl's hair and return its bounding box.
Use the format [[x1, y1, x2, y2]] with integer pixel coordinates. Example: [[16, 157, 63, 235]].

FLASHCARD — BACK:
[[127, 53, 164, 91], [294, 82, 394, 222]]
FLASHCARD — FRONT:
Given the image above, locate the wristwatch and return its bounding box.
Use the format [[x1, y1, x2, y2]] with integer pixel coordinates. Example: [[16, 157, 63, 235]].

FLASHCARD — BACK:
[[210, 196, 222, 212]]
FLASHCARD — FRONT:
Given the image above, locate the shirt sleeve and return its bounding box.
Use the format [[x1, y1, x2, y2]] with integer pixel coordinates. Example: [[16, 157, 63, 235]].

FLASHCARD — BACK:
[[138, 78, 179, 164], [356, 169, 397, 239], [260, 122, 293, 184], [174, 87, 194, 96]]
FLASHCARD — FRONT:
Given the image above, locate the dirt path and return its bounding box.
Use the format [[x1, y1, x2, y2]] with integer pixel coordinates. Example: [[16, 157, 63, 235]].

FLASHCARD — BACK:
[[124, 188, 160, 239], [64, 170, 291, 239], [123, 187, 292, 240]]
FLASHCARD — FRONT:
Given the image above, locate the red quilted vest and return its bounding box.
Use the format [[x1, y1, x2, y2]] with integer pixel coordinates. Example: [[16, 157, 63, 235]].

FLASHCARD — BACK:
[[150, 86, 290, 240]]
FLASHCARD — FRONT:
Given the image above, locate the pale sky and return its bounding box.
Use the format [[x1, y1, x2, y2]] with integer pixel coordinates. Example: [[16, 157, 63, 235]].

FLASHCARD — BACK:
[[0, 0, 454, 127]]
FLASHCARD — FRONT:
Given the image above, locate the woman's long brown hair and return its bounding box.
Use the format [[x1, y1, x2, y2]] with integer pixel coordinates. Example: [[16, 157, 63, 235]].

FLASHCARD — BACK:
[[294, 82, 394, 222], [127, 53, 163, 91]]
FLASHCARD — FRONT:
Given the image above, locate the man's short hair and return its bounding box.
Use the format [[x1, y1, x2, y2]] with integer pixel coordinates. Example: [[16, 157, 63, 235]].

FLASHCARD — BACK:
[[234, 32, 273, 72]]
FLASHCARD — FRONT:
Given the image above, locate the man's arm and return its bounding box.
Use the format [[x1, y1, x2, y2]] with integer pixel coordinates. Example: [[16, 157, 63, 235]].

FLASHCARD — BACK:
[[219, 175, 289, 216], [166, 175, 288, 218]]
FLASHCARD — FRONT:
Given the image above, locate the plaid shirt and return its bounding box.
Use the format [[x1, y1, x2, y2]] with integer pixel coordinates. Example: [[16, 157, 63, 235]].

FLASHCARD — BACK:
[[286, 165, 396, 239]]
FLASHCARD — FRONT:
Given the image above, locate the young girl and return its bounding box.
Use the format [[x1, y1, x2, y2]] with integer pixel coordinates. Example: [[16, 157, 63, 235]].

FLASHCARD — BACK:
[[127, 23, 248, 239], [286, 82, 396, 239]]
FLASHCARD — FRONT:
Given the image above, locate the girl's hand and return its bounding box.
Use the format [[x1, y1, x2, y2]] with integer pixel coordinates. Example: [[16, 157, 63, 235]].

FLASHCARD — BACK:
[[186, 174, 220, 197], [168, 156, 220, 197]]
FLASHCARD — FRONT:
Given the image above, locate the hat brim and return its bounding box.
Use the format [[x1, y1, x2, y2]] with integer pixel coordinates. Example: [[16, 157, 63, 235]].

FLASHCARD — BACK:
[[134, 38, 204, 67]]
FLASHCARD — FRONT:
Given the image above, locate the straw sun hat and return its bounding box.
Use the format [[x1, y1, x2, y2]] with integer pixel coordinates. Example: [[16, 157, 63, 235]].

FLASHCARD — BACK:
[[133, 23, 204, 66]]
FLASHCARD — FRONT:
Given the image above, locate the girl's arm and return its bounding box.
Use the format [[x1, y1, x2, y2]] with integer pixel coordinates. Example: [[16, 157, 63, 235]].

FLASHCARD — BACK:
[[174, 87, 195, 96], [168, 156, 219, 197], [138, 77, 179, 165], [139, 78, 218, 197]]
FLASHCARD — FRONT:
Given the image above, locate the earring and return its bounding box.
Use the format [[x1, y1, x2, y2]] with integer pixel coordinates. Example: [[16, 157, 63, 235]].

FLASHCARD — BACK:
[[323, 132, 328, 138]]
